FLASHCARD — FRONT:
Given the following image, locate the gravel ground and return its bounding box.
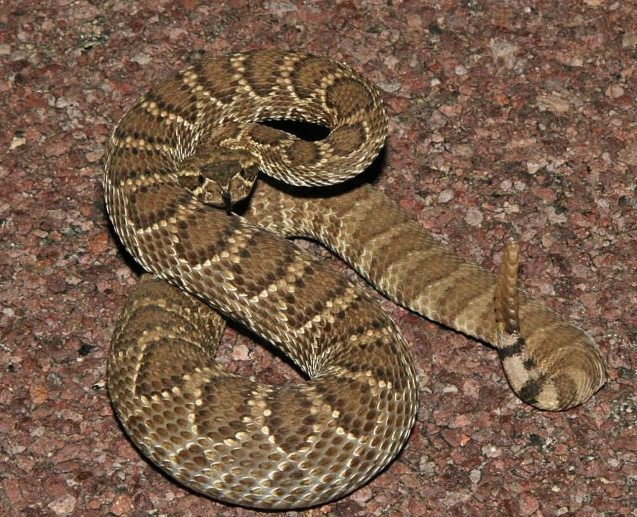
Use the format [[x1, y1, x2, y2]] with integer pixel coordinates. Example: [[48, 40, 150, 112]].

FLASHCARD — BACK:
[[1, 1, 635, 516]]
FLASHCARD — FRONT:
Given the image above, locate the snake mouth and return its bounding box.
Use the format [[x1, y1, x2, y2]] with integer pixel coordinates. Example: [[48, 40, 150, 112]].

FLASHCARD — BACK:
[[222, 189, 232, 214]]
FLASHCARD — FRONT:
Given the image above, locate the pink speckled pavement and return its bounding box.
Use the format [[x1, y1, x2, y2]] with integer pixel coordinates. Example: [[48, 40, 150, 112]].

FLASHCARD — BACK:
[[1, 2, 634, 516]]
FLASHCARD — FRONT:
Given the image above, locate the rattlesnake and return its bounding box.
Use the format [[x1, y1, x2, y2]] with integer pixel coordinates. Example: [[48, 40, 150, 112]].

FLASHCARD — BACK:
[[103, 50, 607, 509]]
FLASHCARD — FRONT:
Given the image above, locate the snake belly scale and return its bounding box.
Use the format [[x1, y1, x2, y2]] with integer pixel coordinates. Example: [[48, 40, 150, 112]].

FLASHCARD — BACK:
[[103, 50, 607, 509]]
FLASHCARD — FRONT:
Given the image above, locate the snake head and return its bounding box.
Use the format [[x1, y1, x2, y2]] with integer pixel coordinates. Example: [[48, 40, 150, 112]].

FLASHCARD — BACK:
[[178, 148, 259, 211]]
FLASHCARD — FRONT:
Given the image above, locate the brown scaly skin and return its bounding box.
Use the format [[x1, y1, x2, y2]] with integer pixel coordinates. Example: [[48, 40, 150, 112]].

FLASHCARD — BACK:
[[245, 183, 607, 411], [103, 50, 607, 509]]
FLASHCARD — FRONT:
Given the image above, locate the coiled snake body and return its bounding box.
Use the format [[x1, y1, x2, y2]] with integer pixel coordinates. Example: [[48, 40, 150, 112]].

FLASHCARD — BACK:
[[103, 50, 607, 509]]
